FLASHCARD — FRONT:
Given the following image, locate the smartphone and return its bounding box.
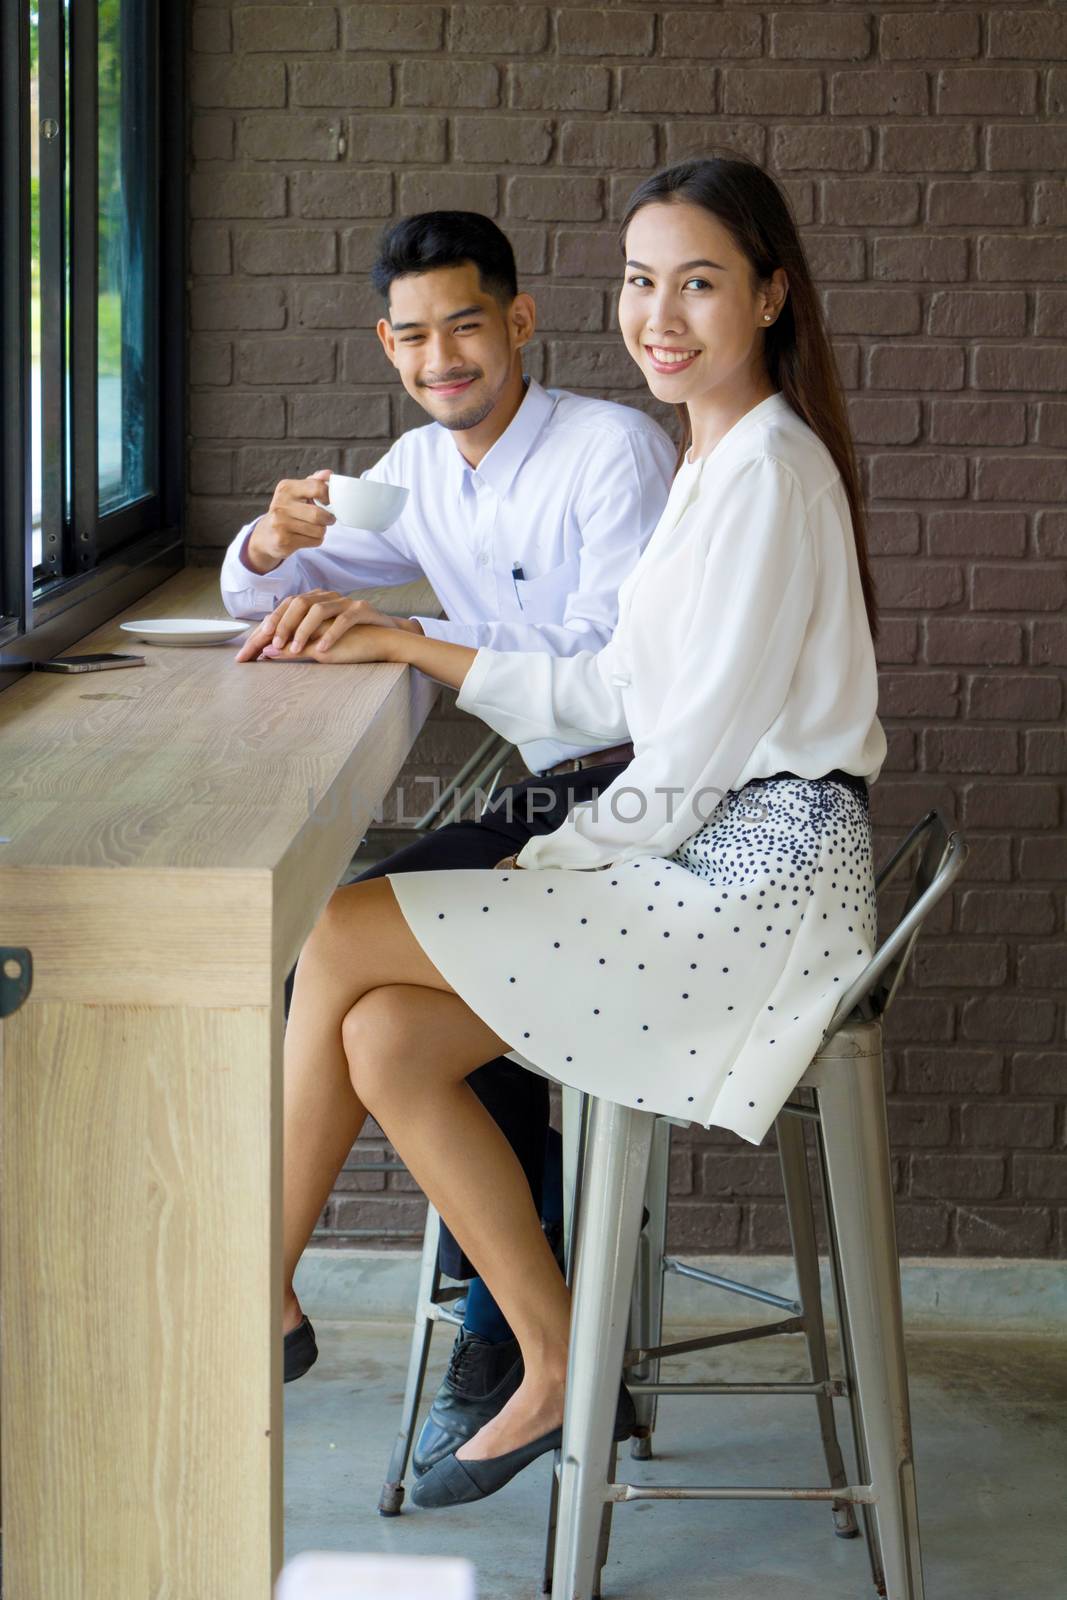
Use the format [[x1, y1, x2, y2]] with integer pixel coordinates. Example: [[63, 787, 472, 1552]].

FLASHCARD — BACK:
[[34, 653, 146, 673]]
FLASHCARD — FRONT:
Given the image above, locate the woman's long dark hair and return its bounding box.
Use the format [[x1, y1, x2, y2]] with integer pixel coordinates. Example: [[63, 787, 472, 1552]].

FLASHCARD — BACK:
[[619, 156, 878, 642]]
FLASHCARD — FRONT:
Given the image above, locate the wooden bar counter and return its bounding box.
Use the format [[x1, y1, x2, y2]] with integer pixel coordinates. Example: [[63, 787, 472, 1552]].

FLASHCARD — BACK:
[[0, 567, 441, 1597]]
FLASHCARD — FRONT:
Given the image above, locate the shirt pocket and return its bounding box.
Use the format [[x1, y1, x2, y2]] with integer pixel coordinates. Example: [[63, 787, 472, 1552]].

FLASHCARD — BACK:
[[499, 553, 580, 622]]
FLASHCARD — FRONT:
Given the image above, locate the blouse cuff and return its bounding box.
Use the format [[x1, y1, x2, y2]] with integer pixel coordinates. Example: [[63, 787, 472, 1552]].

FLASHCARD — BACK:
[[455, 646, 495, 714]]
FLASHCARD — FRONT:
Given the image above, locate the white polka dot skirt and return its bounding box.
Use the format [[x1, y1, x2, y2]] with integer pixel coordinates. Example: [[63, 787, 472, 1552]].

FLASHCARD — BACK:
[[387, 777, 876, 1146]]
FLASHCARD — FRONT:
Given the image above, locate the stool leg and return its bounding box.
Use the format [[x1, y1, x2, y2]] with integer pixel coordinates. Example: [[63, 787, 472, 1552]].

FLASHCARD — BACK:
[[776, 1112, 859, 1539], [378, 1204, 443, 1515], [814, 1048, 926, 1600], [552, 1099, 654, 1600], [629, 1118, 670, 1458]]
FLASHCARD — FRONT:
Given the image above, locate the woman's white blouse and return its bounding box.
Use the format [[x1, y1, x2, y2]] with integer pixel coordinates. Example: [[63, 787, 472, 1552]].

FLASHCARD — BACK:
[[456, 392, 887, 873]]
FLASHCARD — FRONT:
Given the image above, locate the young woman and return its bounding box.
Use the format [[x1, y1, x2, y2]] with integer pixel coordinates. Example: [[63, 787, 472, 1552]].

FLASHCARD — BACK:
[[246, 156, 887, 1509]]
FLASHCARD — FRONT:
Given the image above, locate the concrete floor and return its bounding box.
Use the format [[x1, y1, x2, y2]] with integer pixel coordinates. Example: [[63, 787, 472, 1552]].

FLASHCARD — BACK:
[[283, 1317, 1067, 1599]]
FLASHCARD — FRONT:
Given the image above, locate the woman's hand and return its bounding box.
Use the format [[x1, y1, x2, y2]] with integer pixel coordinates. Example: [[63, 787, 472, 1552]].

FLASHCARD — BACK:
[[252, 620, 403, 665], [493, 853, 523, 870], [234, 589, 421, 663]]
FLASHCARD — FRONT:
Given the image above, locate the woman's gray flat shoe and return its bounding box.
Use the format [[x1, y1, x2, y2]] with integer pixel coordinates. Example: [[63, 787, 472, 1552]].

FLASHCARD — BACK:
[[284, 1314, 318, 1383], [411, 1383, 636, 1509]]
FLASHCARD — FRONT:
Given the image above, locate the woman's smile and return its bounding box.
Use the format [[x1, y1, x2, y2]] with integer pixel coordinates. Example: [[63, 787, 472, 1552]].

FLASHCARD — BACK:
[[645, 344, 701, 374]]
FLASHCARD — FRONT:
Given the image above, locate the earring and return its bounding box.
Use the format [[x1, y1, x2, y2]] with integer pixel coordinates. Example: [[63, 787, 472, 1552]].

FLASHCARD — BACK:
[[763, 313, 772, 321]]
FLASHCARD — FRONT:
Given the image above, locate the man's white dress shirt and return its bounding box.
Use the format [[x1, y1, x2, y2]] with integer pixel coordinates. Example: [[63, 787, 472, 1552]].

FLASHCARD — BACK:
[[455, 392, 888, 871], [219, 378, 676, 773]]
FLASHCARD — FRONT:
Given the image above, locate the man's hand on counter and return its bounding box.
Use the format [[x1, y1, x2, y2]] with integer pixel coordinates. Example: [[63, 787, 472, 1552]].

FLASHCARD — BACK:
[[237, 601, 479, 694], [233, 589, 424, 663]]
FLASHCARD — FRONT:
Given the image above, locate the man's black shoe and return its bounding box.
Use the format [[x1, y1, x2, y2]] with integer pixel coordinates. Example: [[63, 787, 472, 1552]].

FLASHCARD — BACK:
[[284, 1314, 318, 1383], [412, 1329, 523, 1476]]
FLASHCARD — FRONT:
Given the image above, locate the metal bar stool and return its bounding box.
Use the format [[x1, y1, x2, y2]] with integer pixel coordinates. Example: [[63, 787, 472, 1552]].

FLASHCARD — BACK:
[[545, 811, 968, 1600]]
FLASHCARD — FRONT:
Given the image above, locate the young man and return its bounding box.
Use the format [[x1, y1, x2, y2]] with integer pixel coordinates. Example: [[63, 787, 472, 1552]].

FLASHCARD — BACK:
[[222, 212, 675, 1474]]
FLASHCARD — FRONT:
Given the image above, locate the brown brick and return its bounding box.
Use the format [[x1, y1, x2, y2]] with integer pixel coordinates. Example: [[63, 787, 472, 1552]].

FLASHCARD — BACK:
[[291, 171, 392, 220], [872, 235, 968, 282], [888, 1100, 951, 1147], [190, 222, 232, 276], [1030, 621, 1067, 668], [237, 114, 341, 162], [557, 8, 655, 57], [923, 619, 1022, 667], [805, 234, 865, 281], [956, 1206, 1052, 1254], [192, 9, 232, 53], [958, 834, 1013, 883], [348, 114, 446, 164], [188, 338, 233, 387], [929, 400, 1026, 448], [927, 290, 1027, 338], [887, 993, 957, 1041], [191, 113, 235, 162], [773, 126, 870, 171], [560, 120, 657, 169], [699, 1152, 782, 1197], [293, 281, 379, 329], [328, 1195, 426, 1236], [547, 341, 644, 391], [928, 180, 1026, 228], [552, 230, 623, 278], [974, 345, 1066, 393], [1050, 66, 1067, 114], [823, 179, 919, 227], [876, 561, 963, 610], [189, 391, 285, 439], [830, 69, 927, 117], [233, 5, 338, 52], [291, 393, 391, 440], [453, 116, 553, 165], [189, 449, 233, 495], [936, 68, 1038, 116], [912, 1154, 1005, 1200], [926, 511, 1027, 559], [868, 345, 965, 391], [878, 671, 959, 719], [874, 618, 919, 664], [531, 286, 605, 333], [974, 456, 1067, 504], [1015, 1156, 1067, 1203], [661, 11, 763, 59], [234, 227, 338, 275], [989, 10, 1067, 60], [507, 63, 610, 112], [508, 226, 549, 275], [897, 1204, 953, 1252], [913, 943, 1007, 990], [1025, 729, 1067, 775], [1017, 946, 1067, 992], [770, 11, 871, 59], [1033, 179, 1067, 227], [960, 892, 1055, 937], [341, 5, 444, 52], [663, 120, 766, 166], [962, 1101, 1056, 1148], [977, 234, 1067, 283], [902, 1049, 1003, 1097], [870, 453, 968, 501], [291, 61, 392, 108], [1035, 511, 1067, 559], [880, 122, 977, 171], [190, 171, 286, 220], [190, 58, 285, 108], [972, 564, 1067, 615], [235, 337, 336, 386], [924, 727, 1018, 775], [847, 397, 921, 445], [986, 124, 1067, 172], [961, 781, 1058, 829], [967, 674, 1063, 723], [398, 171, 498, 214], [400, 60, 499, 108], [236, 444, 345, 496], [1011, 1051, 1067, 1095], [449, 4, 548, 54], [1034, 404, 1067, 448], [880, 13, 980, 61], [190, 283, 287, 331], [668, 1202, 743, 1251], [619, 65, 719, 114], [505, 175, 603, 222], [867, 510, 920, 555], [724, 69, 822, 116]]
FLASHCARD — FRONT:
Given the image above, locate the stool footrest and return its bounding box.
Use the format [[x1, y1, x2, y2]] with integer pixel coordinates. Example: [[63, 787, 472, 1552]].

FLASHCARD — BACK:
[[607, 1482, 876, 1505], [626, 1314, 804, 1364], [663, 1257, 801, 1315], [627, 1379, 847, 1398]]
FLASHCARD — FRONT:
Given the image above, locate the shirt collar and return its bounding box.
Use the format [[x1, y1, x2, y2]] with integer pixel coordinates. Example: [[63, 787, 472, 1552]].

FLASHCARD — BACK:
[[445, 377, 554, 498]]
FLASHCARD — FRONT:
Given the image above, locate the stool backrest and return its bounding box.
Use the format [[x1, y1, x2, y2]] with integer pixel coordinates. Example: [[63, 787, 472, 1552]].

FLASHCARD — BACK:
[[824, 810, 968, 1041]]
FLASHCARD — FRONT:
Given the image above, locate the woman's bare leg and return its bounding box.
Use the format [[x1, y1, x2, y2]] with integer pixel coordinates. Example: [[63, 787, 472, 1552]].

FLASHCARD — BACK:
[[282, 877, 472, 1332], [343, 981, 572, 1461]]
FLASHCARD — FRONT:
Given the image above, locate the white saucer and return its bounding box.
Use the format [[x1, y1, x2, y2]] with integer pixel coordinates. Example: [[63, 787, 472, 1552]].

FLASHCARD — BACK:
[[119, 618, 253, 647]]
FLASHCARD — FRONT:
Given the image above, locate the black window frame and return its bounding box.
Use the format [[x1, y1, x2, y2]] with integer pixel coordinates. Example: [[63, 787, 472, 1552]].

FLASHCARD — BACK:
[[0, 0, 185, 696]]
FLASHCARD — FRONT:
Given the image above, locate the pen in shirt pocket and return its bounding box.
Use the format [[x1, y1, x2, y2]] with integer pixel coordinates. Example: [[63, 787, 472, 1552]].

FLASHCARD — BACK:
[[511, 561, 525, 610]]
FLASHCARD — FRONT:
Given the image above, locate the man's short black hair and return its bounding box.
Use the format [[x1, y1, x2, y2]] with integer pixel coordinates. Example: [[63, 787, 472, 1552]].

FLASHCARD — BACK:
[[370, 211, 518, 309]]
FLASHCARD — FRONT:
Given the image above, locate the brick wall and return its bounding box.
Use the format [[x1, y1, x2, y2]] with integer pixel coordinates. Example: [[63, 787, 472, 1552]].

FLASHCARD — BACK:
[[185, 2, 1067, 1258]]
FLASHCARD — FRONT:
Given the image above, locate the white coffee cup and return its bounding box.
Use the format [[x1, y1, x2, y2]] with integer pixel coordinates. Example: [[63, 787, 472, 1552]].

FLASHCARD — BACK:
[[315, 473, 409, 532]]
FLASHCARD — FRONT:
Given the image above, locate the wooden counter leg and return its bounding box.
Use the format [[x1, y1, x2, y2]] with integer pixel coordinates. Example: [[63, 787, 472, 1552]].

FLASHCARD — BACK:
[[1, 995, 284, 1598]]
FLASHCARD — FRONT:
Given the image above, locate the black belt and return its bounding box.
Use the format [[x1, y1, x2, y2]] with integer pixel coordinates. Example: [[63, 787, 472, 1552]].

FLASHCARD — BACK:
[[749, 767, 869, 801]]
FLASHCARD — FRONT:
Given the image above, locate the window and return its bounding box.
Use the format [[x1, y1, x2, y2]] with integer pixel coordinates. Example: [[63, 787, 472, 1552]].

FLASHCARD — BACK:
[[1, 0, 183, 692]]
